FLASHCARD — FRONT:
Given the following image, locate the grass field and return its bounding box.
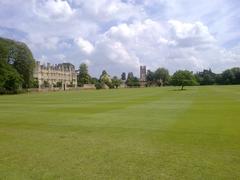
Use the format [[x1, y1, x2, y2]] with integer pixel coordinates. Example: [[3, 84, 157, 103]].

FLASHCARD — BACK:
[[0, 86, 240, 179]]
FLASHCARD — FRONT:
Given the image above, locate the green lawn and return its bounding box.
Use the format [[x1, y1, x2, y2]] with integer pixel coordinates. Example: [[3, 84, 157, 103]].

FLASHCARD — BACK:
[[0, 86, 240, 179]]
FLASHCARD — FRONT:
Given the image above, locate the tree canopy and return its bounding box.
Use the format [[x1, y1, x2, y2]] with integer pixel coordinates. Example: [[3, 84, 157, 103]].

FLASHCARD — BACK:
[[121, 72, 126, 81], [77, 63, 91, 86], [100, 70, 112, 88], [171, 70, 197, 90], [195, 69, 216, 85], [126, 72, 140, 87], [0, 61, 22, 93], [154, 68, 170, 86], [112, 76, 121, 88], [0, 37, 35, 93], [146, 70, 155, 86], [219, 67, 240, 85]]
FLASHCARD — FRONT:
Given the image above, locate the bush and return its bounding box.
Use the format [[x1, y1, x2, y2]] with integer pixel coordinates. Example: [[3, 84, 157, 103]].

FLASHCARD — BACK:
[[43, 81, 50, 88], [95, 82, 104, 89], [32, 78, 39, 88]]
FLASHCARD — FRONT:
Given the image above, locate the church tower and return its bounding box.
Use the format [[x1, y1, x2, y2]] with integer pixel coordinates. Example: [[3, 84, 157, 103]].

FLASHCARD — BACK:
[[140, 66, 147, 87], [140, 65, 146, 82]]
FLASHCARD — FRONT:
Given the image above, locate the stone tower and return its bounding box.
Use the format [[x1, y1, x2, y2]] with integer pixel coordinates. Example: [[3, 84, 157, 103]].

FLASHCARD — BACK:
[[140, 65, 146, 82]]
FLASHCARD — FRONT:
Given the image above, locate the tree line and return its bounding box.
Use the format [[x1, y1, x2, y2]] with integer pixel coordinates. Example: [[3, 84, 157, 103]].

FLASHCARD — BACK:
[[77, 63, 144, 89], [77, 63, 240, 90], [1, 37, 240, 93]]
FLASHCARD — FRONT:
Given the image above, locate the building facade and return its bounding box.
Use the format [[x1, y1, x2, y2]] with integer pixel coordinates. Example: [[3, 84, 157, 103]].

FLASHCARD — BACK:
[[33, 61, 77, 89]]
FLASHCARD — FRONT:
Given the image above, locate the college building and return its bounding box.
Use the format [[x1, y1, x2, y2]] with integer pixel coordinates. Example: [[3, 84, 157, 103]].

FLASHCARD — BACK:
[[33, 61, 77, 89]]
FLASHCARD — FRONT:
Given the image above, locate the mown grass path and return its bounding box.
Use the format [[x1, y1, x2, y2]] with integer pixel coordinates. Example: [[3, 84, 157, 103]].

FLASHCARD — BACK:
[[0, 86, 240, 179]]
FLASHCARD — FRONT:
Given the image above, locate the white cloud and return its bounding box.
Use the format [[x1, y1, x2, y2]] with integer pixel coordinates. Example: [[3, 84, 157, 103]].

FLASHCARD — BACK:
[[33, 0, 75, 21], [0, 0, 239, 77], [168, 20, 216, 47], [73, 0, 145, 22], [85, 19, 239, 75], [75, 37, 95, 55]]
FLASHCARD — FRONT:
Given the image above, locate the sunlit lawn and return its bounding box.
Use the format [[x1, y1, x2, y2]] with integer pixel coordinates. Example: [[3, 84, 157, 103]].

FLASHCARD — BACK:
[[0, 86, 240, 179]]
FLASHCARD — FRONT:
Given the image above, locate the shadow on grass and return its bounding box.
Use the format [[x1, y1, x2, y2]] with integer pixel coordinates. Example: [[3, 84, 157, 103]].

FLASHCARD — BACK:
[[170, 89, 187, 91]]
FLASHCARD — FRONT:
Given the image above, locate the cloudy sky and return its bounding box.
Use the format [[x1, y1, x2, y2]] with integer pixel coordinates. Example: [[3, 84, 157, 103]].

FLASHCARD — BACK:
[[0, 0, 240, 76]]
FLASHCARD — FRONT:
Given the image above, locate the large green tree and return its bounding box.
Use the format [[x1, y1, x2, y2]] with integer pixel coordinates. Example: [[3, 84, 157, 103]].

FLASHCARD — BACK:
[[0, 37, 34, 92], [0, 60, 22, 93], [146, 70, 155, 86], [154, 68, 170, 86], [171, 70, 197, 90], [220, 67, 240, 85], [13, 43, 35, 88], [231, 67, 240, 84], [112, 76, 121, 88], [127, 72, 134, 80], [100, 70, 112, 88], [126, 72, 140, 87], [121, 72, 126, 81], [195, 69, 216, 85], [77, 63, 91, 86]]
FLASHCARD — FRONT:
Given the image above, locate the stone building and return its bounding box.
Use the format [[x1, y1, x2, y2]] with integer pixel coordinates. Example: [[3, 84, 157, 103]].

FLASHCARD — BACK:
[[140, 65, 147, 87], [140, 66, 146, 81], [33, 61, 77, 89]]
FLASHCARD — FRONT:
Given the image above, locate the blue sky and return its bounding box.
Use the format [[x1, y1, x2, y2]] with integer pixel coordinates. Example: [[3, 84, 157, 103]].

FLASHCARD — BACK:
[[0, 0, 240, 76]]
